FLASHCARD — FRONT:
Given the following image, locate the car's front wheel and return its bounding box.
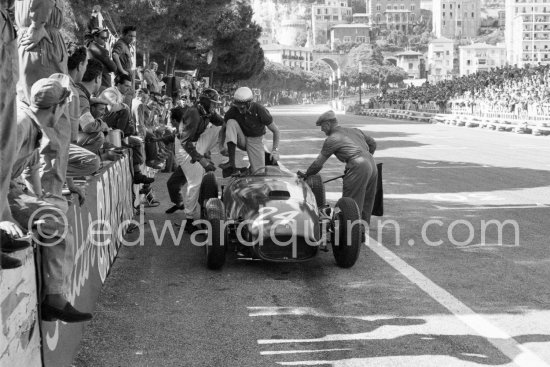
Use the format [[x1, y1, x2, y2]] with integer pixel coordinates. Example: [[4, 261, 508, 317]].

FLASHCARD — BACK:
[[331, 197, 361, 268], [205, 198, 226, 270]]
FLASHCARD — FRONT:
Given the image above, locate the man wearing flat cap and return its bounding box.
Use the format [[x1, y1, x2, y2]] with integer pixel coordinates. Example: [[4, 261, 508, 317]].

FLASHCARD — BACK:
[[6, 77, 93, 322], [298, 110, 378, 225]]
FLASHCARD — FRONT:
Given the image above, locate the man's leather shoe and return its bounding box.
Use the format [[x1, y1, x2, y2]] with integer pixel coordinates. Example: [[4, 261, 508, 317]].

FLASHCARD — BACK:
[[41, 302, 92, 323], [166, 204, 184, 214], [218, 161, 234, 170], [146, 159, 165, 170], [133, 172, 155, 185], [184, 220, 201, 234], [1, 253, 22, 269], [1, 231, 32, 253]]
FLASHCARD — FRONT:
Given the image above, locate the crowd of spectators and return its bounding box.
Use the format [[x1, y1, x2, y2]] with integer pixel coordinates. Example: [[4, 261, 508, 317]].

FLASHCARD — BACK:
[[369, 64, 550, 117], [0, 0, 200, 322]]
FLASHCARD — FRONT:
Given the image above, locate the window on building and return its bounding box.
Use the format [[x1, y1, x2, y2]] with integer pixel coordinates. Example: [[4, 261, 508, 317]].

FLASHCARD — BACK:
[[411, 4, 415, 11], [450, 4, 452, 9], [356, 36, 366, 43], [446, 50, 450, 55], [450, 12, 453, 18], [467, 60, 471, 65], [472, 12, 474, 17], [401, 4, 404, 10], [443, 4, 445, 9], [343, 36, 352, 43], [376, 3, 380, 11], [411, 14, 415, 21], [443, 12, 445, 17], [325, 15, 331, 20], [317, 9, 321, 14]]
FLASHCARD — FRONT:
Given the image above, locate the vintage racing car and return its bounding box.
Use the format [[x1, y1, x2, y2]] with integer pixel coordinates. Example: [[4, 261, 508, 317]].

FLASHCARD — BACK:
[[198, 165, 364, 270]]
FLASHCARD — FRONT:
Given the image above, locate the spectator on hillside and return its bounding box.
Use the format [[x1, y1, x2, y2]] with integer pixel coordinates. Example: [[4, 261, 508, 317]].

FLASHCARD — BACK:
[[144, 61, 162, 94], [87, 28, 117, 91], [112, 25, 135, 79]]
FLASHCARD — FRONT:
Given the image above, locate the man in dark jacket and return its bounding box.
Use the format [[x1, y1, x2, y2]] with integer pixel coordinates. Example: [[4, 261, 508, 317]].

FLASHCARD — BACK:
[[87, 28, 117, 91]]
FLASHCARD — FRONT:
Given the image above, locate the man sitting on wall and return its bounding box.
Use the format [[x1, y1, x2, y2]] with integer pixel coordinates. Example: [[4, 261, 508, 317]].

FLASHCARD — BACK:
[[8, 77, 93, 322], [101, 75, 153, 185]]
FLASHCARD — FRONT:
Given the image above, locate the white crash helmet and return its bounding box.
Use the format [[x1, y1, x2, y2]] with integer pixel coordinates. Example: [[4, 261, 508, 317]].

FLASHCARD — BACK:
[[233, 87, 254, 103]]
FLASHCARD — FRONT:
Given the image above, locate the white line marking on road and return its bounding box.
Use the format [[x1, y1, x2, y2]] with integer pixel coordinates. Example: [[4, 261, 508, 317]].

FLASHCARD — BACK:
[[260, 348, 352, 356], [434, 204, 549, 210], [365, 238, 550, 367], [417, 165, 491, 169]]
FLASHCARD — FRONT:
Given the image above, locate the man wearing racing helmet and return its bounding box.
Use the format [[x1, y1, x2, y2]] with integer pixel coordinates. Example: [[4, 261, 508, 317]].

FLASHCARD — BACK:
[[219, 87, 280, 174], [172, 88, 224, 232]]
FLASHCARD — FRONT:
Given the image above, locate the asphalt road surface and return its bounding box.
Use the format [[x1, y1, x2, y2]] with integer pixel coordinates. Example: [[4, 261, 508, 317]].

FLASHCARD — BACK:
[[74, 104, 550, 367]]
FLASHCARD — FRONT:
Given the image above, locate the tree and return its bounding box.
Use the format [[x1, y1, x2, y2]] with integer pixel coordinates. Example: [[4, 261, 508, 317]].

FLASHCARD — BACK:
[[205, 1, 265, 84], [66, 0, 232, 72]]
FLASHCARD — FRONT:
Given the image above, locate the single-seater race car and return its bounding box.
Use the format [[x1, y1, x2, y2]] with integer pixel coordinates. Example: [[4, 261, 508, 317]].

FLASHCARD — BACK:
[[198, 163, 364, 270]]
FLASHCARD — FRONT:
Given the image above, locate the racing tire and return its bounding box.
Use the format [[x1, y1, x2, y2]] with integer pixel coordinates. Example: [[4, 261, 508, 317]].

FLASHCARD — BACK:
[[305, 174, 326, 208], [205, 198, 226, 270], [199, 172, 218, 216], [331, 197, 361, 268]]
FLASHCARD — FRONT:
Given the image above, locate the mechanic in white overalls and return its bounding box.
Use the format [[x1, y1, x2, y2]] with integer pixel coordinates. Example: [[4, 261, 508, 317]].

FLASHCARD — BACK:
[[174, 88, 224, 232], [299, 110, 378, 225]]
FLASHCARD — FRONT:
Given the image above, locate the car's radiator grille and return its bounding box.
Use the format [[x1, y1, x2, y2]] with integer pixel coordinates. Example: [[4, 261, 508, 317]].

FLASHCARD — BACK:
[[257, 235, 318, 261]]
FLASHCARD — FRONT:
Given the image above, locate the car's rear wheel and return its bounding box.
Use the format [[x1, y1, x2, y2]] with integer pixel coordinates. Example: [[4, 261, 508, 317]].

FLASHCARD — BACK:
[[306, 174, 326, 208], [199, 172, 218, 216], [205, 198, 226, 270], [331, 197, 361, 268]]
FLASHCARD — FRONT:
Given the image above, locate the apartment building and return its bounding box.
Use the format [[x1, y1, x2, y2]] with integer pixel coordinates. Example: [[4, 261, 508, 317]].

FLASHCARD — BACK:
[[311, 0, 353, 46], [365, 0, 422, 33], [432, 0, 481, 38], [505, 0, 550, 66]]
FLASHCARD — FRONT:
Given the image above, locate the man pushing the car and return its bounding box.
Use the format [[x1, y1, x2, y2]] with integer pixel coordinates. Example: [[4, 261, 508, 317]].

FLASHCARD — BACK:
[[298, 110, 378, 225]]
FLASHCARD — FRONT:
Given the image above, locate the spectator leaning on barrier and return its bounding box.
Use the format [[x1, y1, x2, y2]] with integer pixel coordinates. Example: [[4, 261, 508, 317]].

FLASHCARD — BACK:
[[0, 1, 23, 269], [65, 44, 101, 181], [8, 77, 93, 322], [101, 76, 153, 185], [219, 86, 280, 175], [87, 28, 117, 91], [76, 58, 110, 155], [298, 110, 378, 226]]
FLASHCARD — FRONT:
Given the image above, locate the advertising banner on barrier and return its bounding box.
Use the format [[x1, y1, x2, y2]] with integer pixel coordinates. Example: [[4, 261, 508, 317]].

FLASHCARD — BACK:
[[41, 156, 133, 367]]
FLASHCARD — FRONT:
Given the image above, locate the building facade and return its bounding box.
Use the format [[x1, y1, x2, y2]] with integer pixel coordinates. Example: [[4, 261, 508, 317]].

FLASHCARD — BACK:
[[432, 0, 481, 39], [427, 36, 455, 82], [262, 44, 313, 71], [395, 50, 425, 78], [365, 0, 422, 33], [311, 0, 353, 46], [330, 24, 371, 50], [505, 0, 550, 66], [459, 42, 506, 76]]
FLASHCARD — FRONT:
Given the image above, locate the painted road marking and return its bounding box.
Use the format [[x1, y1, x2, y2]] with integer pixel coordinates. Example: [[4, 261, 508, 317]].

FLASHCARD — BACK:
[[417, 165, 491, 169], [260, 348, 352, 356], [434, 203, 550, 210], [366, 238, 550, 367]]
